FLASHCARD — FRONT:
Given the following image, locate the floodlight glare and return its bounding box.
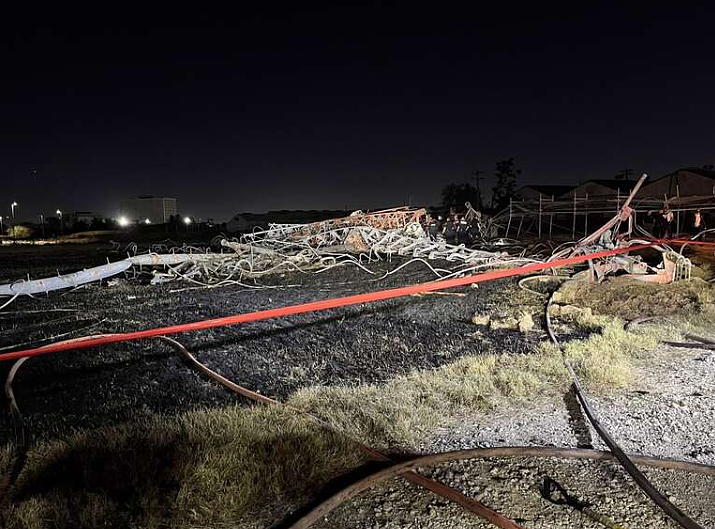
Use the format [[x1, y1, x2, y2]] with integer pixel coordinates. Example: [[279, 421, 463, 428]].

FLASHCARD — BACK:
[[118, 216, 129, 227]]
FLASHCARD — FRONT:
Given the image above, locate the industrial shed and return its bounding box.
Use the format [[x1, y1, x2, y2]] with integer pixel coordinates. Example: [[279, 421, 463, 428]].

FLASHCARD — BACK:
[[514, 184, 574, 201], [638, 167, 715, 198], [565, 179, 638, 198]]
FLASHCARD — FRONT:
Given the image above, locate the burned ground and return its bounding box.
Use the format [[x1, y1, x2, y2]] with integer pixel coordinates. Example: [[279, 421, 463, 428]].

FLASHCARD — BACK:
[[0, 244, 542, 443]]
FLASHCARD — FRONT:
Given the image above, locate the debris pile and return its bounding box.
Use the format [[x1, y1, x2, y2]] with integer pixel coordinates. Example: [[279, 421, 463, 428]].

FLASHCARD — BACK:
[[219, 207, 516, 279], [1, 177, 710, 303], [0, 207, 527, 299]]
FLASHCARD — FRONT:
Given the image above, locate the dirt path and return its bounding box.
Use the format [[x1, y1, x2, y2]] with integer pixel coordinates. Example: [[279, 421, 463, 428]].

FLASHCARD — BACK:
[[313, 346, 715, 528]]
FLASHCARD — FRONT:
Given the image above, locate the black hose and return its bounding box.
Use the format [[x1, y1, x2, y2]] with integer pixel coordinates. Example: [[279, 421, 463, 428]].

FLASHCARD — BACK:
[[546, 295, 705, 529]]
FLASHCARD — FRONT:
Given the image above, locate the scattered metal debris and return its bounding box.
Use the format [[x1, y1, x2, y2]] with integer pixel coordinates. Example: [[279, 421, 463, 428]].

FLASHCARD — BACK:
[[0, 208, 523, 297]]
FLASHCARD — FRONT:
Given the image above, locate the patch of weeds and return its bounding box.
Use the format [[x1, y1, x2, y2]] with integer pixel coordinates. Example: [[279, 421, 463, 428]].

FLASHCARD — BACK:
[[541, 313, 659, 388], [290, 313, 657, 448], [691, 262, 713, 281], [554, 276, 715, 320], [476, 281, 544, 325], [0, 443, 14, 495], [2, 407, 364, 529]]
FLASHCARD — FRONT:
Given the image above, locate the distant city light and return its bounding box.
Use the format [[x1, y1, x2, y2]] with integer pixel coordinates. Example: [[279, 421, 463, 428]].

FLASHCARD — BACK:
[[183, 217, 192, 225], [118, 216, 129, 227], [144, 218, 151, 225]]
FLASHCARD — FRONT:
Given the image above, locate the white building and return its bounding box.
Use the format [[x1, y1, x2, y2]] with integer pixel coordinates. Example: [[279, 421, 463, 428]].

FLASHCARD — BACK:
[[120, 196, 178, 224]]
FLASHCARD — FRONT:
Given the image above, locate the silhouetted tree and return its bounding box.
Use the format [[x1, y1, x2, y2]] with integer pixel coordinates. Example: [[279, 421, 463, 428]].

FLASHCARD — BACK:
[[491, 158, 521, 210], [441, 183, 479, 209]]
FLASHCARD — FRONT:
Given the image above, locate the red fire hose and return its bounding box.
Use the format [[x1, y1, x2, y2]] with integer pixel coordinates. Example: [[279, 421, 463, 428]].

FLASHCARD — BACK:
[[0, 243, 657, 363]]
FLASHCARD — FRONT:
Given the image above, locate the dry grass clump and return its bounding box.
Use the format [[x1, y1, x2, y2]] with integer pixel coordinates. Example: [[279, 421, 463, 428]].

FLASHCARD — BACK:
[[543, 312, 660, 388], [289, 350, 565, 449], [554, 276, 715, 320], [690, 262, 713, 281], [0, 443, 13, 496], [289, 312, 660, 448], [477, 280, 545, 322], [1, 313, 663, 529], [2, 407, 364, 529]]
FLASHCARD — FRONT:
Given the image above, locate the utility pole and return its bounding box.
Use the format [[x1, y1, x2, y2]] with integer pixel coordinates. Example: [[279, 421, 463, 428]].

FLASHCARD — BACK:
[[471, 169, 485, 209], [39, 214, 45, 238], [616, 168, 633, 180], [11, 202, 18, 241]]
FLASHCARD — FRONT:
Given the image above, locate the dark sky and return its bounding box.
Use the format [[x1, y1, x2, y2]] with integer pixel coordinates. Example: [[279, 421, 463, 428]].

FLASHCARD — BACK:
[[2, 3, 713, 223]]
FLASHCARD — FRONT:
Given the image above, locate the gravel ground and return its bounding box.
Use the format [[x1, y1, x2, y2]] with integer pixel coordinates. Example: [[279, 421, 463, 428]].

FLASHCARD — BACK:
[[311, 458, 714, 529], [312, 346, 715, 528]]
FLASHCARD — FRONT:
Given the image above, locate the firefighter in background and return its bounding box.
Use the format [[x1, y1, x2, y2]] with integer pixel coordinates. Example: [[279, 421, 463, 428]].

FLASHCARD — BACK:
[[422, 214, 432, 237], [652, 209, 669, 238], [435, 215, 446, 242], [693, 209, 706, 233], [647, 210, 660, 237], [456, 214, 471, 245], [663, 207, 674, 238], [464, 201, 482, 243], [442, 214, 457, 245], [426, 214, 442, 240]]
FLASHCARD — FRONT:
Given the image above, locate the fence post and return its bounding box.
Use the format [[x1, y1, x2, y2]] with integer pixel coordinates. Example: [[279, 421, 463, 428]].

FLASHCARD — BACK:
[[517, 213, 524, 237], [676, 184, 681, 234], [584, 193, 588, 235], [572, 193, 577, 239], [538, 193, 542, 239], [506, 198, 512, 236]]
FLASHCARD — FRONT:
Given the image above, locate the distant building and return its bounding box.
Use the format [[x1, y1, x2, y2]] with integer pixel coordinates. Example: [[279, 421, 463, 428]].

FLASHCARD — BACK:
[[70, 211, 104, 226], [638, 167, 715, 198], [515, 185, 574, 201], [566, 179, 638, 198], [226, 209, 347, 233], [120, 196, 178, 224]]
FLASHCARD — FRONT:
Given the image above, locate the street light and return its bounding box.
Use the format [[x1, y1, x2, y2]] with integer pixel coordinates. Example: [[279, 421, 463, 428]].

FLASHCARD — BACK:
[[118, 216, 129, 227], [11, 202, 18, 240], [0, 216, 3, 237], [39, 213, 45, 238], [56, 209, 63, 236]]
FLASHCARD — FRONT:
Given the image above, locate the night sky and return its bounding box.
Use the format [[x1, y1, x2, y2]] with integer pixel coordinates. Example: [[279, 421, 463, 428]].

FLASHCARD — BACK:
[[2, 3, 713, 223]]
